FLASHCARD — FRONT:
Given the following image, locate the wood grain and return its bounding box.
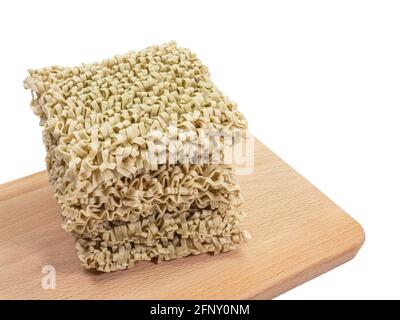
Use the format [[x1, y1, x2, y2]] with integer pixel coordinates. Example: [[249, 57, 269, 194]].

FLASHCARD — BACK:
[[0, 138, 364, 299]]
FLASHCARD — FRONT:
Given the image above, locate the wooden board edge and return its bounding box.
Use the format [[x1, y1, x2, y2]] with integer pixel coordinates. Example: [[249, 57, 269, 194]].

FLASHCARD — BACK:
[[0, 171, 49, 202], [250, 220, 365, 299]]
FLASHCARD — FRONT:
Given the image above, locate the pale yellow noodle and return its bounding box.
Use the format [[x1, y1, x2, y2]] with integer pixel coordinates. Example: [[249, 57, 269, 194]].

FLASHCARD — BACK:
[[24, 41, 250, 272]]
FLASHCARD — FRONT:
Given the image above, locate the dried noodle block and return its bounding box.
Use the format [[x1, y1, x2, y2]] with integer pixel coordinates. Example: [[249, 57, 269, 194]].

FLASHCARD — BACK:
[[24, 41, 250, 272]]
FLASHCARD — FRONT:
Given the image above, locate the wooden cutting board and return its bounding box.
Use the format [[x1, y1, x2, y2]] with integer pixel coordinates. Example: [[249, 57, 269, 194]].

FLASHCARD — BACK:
[[0, 138, 364, 299]]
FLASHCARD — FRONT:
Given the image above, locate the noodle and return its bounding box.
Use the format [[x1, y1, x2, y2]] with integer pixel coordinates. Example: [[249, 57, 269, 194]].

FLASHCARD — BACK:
[[24, 41, 250, 272]]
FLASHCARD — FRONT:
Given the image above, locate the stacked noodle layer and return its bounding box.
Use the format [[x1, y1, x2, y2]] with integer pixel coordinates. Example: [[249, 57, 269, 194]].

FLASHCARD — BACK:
[[24, 41, 250, 272]]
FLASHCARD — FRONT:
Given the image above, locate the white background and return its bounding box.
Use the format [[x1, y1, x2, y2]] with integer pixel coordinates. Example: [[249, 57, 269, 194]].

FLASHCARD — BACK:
[[0, 0, 399, 299]]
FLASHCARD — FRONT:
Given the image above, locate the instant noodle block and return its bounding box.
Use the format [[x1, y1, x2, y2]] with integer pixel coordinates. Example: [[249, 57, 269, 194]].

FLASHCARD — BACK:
[[24, 41, 250, 272]]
